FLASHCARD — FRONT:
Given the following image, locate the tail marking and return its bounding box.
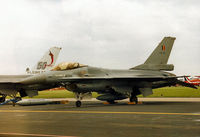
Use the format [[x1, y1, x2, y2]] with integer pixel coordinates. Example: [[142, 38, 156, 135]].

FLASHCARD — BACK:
[[46, 51, 54, 67]]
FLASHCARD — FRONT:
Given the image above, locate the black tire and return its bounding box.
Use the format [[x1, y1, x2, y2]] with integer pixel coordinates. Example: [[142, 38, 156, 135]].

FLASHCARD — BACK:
[[76, 100, 82, 107], [0, 97, 5, 103], [129, 97, 133, 102], [130, 96, 138, 104]]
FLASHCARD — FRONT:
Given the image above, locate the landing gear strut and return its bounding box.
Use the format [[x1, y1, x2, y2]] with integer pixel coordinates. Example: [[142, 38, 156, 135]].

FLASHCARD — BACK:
[[74, 92, 92, 107]]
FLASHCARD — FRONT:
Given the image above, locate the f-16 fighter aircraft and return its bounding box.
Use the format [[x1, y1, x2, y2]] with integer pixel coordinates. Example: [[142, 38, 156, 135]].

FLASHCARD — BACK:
[[0, 47, 61, 104], [0, 37, 197, 107]]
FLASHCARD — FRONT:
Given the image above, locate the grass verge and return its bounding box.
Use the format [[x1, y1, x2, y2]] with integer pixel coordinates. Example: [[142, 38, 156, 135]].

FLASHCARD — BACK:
[[24, 86, 200, 99]]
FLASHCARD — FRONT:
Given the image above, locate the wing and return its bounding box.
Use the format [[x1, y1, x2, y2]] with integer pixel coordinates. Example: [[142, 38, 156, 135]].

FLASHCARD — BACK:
[[0, 75, 31, 83]]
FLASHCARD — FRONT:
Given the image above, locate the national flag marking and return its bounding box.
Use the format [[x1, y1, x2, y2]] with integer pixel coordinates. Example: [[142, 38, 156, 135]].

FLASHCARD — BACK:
[[162, 45, 166, 51]]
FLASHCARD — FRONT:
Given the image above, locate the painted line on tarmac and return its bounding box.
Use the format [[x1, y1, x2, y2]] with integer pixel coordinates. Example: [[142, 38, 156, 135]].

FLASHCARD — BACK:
[[0, 110, 200, 116], [0, 133, 77, 137]]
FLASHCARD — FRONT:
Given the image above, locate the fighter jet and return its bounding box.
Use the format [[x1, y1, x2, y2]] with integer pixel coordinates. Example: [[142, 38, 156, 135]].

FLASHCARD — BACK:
[[0, 47, 61, 103], [0, 37, 197, 107], [184, 76, 200, 86]]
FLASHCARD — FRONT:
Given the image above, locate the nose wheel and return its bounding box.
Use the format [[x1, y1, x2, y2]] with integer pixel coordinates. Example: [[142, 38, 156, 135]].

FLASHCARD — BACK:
[[76, 100, 82, 107], [74, 92, 92, 107]]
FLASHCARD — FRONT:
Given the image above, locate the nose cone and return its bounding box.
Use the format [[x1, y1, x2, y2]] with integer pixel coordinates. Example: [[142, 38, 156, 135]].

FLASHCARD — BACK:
[[20, 74, 46, 85]]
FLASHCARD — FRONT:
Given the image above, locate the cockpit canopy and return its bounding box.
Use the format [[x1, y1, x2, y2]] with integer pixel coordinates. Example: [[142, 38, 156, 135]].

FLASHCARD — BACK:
[[52, 62, 87, 71]]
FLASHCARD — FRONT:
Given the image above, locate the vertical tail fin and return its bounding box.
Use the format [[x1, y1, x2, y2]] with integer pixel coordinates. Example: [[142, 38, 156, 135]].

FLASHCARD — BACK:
[[26, 47, 62, 74], [131, 37, 176, 71]]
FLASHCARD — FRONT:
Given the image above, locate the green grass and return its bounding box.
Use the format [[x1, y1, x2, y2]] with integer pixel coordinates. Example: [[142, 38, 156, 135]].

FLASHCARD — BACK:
[[25, 87, 200, 99], [139, 87, 200, 97], [25, 90, 99, 99]]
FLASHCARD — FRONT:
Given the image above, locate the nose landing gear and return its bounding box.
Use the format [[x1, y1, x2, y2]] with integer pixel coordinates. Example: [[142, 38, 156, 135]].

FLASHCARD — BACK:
[[74, 92, 92, 107], [75, 93, 83, 107]]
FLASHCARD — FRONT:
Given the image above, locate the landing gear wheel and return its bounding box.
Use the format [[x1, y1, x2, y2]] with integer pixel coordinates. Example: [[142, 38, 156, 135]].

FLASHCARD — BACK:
[[0, 97, 5, 103], [76, 100, 82, 107], [130, 96, 138, 104]]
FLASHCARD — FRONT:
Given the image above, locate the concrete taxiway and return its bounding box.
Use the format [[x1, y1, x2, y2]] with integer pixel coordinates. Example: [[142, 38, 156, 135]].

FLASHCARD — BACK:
[[0, 99, 200, 137]]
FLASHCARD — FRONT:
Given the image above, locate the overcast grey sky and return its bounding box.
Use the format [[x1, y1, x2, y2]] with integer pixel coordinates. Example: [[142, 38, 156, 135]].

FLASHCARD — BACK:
[[0, 0, 199, 75]]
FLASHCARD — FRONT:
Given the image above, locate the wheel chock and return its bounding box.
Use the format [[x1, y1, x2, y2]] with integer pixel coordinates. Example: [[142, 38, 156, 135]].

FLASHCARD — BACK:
[[137, 101, 143, 104], [103, 102, 110, 105], [128, 102, 136, 105]]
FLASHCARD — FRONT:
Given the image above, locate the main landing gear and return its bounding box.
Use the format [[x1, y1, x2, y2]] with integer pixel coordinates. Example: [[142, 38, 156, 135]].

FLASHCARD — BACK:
[[74, 92, 92, 107], [129, 95, 138, 104]]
